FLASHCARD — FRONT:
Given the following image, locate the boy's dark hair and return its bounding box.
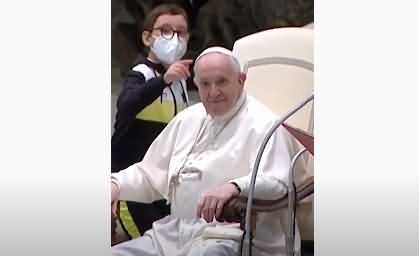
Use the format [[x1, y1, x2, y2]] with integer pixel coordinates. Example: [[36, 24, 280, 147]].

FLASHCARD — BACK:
[[142, 4, 189, 31]]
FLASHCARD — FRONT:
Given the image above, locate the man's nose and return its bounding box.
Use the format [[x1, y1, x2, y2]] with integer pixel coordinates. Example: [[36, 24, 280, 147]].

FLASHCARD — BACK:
[[208, 85, 220, 98]]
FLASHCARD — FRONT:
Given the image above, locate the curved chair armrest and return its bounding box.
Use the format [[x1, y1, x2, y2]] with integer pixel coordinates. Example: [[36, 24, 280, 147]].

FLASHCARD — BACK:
[[221, 176, 314, 225]]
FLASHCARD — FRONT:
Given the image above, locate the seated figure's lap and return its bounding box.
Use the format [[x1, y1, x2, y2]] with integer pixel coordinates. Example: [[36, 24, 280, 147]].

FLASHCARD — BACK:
[[111, 215, 240, 256], [187, 239, 239, 256], [111, 234, 158, 256], [112, 236, 239, 256]]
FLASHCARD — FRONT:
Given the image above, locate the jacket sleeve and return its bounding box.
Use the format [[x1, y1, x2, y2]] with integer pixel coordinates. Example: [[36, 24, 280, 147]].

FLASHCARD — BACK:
[[116, 70, 169, 119]]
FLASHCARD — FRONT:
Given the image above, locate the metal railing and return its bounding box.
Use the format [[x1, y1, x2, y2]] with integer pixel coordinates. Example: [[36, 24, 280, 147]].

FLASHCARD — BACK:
[[241, 94, 314, 256]]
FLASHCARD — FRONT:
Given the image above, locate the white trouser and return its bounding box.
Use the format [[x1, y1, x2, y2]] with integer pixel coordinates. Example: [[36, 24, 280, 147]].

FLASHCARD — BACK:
[[112, 215, 240, 256]]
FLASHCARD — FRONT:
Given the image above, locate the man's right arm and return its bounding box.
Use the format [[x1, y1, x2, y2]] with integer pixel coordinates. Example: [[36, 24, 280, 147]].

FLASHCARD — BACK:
[[110, 113, 183, 204], [111, 159, 168, 203]]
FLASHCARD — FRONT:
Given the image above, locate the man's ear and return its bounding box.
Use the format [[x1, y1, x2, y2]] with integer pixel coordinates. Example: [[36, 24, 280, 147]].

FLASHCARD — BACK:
[[238, 72, 246, 86], [142, 31, 152, 47], [193, 76, 199, 89]]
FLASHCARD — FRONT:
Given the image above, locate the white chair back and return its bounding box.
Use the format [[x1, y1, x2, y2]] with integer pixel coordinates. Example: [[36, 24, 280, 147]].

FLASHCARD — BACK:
[[232, 27, 314, 134]]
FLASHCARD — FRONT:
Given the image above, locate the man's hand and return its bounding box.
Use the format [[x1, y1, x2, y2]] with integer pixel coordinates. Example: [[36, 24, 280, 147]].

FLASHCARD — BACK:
[[111, 182, 120, 217], [196, 183, 240, 223], [163, 59, 193, 84]]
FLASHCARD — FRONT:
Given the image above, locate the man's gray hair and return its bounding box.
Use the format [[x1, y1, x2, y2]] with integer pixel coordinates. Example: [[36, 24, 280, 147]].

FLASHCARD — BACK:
[[193, 47, 242, 83]]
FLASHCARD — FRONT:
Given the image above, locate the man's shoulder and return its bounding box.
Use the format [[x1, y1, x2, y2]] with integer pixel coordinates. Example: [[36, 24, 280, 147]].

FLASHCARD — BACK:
[[242, 96, 294, 143], [245, 95, 279, 122]]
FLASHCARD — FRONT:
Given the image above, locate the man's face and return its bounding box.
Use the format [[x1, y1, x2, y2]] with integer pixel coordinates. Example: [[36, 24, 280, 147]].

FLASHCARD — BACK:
[[194, 53, 245, 117]]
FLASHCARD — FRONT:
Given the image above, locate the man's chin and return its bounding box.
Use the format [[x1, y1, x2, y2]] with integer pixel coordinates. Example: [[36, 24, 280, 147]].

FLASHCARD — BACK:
[[207, 109, 227, 117], [204, 103, 230, 117]]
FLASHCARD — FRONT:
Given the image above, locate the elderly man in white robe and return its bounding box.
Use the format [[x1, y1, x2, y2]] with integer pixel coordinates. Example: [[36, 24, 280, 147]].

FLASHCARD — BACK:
[[111, 46, 306, 256]]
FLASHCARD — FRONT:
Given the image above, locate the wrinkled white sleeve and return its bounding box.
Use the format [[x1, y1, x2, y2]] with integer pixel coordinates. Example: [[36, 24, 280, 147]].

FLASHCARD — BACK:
[[111, 119, 181, 203], [230, 127, 306, 200]]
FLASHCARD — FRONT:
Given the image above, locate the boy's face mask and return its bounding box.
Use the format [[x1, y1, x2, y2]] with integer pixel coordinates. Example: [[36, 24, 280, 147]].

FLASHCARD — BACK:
[[151, 34, 187, 65]]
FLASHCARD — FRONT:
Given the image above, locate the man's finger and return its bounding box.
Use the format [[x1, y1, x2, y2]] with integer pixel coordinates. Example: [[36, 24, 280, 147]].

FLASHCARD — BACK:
[[204, 204, 212, 223], [215, 199, 225, 220], [208, 198, 218, 222], [196, 197, 205, 218], [201, 199, 211, 222]]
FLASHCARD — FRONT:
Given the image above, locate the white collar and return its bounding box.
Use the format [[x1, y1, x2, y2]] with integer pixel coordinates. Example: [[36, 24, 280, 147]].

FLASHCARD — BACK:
[[209, 91, 246, 123]]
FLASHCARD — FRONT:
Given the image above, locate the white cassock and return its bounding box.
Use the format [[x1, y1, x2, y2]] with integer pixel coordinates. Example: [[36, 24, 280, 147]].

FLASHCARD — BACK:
[[111, 92, 306, 256]]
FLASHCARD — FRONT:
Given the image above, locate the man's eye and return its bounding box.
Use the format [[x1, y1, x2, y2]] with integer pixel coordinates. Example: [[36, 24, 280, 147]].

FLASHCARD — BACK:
[[216, 78, 227, 85]]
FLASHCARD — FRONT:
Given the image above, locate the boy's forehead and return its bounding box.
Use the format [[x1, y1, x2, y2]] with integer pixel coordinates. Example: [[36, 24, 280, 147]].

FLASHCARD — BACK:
[[154, 14, 187, 27]]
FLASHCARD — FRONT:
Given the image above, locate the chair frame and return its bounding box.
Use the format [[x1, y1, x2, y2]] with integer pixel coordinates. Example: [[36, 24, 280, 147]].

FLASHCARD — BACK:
[[230, 28, 314, 255], [221, 95, 314, 256]]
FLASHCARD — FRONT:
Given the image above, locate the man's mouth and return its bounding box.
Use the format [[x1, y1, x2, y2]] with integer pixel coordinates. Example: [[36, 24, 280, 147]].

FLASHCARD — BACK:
[[207, 99, 224, 103]]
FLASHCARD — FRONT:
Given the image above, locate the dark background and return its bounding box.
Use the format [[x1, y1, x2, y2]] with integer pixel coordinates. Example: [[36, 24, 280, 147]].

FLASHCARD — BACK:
[[111, 0, 314, 76]]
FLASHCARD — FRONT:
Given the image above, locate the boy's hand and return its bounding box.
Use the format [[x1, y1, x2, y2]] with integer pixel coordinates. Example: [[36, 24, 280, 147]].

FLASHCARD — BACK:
[[163, 59, 193, 84]]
